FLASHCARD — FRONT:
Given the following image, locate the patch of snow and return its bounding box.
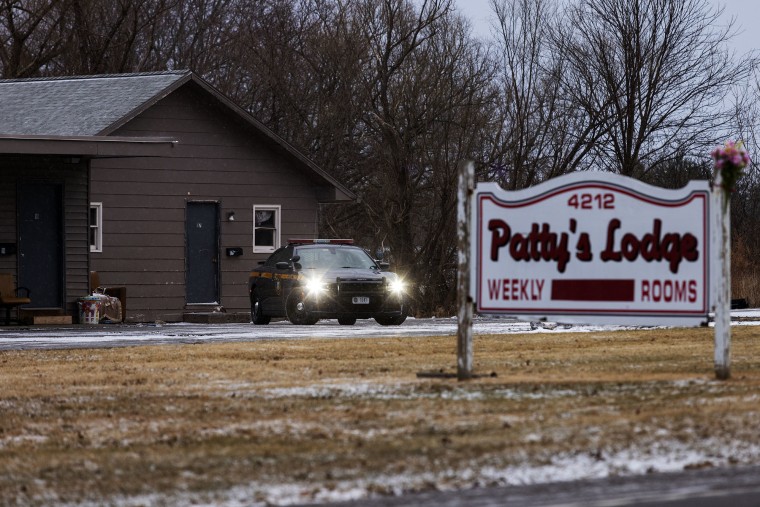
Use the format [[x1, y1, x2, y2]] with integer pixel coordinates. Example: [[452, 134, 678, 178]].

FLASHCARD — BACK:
[[62, 437, 760, 506], [259, 382, 396, 400], [0, 434, 49, 448], [252, 381, 583, 402], [3, 312, 760, 351]]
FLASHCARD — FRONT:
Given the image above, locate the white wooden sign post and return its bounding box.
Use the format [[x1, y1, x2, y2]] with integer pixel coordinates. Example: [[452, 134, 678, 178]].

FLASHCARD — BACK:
[[709, 140, 749, 379], [457, 168, 736, 381], [457, 161, 474, 380], [712, 169, 732, 380]]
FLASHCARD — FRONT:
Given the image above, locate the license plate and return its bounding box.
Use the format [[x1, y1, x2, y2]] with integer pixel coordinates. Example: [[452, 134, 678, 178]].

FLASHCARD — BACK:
[[352, 297, 370, 304]]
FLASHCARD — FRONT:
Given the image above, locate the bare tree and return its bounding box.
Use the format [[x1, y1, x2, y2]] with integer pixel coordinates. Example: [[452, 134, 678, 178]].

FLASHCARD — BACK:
[[224, 0, 367, 174], [488, 0, 605, 190], [334, 0, 498, 313], [152, 0, 238, 76], [723, 68, 760, 304], [0, 0, 70, 77], [561, 0, 753, 177], [60, 0, 183, 74], [0, 0, 238, 77]]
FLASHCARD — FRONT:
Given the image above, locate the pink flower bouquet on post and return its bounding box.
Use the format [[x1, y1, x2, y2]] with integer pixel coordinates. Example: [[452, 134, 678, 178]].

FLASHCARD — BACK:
[[711, 140, 750, 192]]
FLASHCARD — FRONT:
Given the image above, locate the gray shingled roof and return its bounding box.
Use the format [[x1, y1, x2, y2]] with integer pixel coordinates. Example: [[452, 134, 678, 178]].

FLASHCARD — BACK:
[[0, 70, 355, 201], [0, 71, 190, 136]]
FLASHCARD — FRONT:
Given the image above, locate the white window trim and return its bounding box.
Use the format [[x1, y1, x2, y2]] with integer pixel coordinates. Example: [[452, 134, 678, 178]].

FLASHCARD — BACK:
[[90, 202, 103, 253], [253, 204, 281, 254]]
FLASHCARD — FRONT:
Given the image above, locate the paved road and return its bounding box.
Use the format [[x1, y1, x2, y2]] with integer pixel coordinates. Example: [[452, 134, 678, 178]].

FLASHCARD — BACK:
[[314, 464, 760, 507]]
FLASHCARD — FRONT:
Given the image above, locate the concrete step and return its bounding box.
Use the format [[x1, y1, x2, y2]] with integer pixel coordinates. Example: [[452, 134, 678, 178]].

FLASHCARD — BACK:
[[182, 312, 250, 324], [19, 308, 72, 325]]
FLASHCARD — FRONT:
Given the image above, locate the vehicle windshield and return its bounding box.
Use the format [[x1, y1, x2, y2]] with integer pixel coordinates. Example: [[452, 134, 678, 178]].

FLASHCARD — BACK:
[[296, 247, 378, 270]]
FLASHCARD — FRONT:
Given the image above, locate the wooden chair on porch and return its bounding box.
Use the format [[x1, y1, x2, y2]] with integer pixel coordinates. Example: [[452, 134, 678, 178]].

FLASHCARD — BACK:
[[0, 273, 31, 325]]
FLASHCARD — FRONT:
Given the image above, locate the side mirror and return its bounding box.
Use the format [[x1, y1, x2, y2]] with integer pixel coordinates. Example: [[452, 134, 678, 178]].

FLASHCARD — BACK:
[[275, 261, 291, 270], [291, 255, 301, 263]]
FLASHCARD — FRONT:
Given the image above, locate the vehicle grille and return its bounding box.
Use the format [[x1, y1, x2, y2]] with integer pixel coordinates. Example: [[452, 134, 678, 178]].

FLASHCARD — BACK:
[[336, 280, 385, 294]]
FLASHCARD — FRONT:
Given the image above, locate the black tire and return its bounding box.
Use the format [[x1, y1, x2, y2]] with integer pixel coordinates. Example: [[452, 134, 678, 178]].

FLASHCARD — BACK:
[[251, 293, 270, 325], [374, 313, 407, 326], [286, 290, 319, 325], [337, 317, 357, 325]]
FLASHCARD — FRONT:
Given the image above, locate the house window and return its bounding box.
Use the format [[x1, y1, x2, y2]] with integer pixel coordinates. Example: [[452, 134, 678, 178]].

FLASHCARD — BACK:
[[89, 202, 103, 252], [253, 205, 280, 253]]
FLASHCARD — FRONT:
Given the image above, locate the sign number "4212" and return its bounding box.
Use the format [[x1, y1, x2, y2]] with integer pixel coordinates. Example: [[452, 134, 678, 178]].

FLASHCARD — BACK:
[[567, 193, 615, 209]]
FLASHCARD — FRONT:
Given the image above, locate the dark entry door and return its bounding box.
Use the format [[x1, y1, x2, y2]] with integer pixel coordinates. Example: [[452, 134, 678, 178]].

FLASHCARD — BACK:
[[18, 183, 64, 308], [186, 202, 219, 304]]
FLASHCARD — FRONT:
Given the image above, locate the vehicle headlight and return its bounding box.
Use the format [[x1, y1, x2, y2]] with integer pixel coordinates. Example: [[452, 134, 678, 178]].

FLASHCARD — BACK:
[[389, 278, 405, 294], [305, 277, 326, 295]]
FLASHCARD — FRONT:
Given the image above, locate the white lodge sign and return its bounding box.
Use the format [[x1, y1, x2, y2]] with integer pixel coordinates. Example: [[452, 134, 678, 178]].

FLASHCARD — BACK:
[[471, 172, 712, 326]]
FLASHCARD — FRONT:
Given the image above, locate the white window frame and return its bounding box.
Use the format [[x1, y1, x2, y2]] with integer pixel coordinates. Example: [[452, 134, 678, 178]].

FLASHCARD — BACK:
[[253, 205, 281, 254], [89, 202, 103, 253]]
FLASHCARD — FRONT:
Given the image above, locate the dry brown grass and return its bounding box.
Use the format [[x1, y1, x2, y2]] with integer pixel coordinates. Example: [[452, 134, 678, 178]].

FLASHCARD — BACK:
[[732, 237, 760, 306], [1, 327, 760, 505]]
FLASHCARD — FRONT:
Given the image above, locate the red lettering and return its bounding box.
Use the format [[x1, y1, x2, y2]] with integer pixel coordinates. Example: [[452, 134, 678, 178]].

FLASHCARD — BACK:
[[575, 233, 592, 261], [487, 278, 545, 301], [640, 219, 662, 261], [640, 279, 699, 303], [520, 279, 529, 299], [601, 219, 622, 262], [489, 220, 510, 261], [652, 280, 662, 300], [682, 234, 699, 263], [621, 233, 639, 261], [529, 223, 541, 261], [510, 233, 529, 260], [662, 234, 682, 274], [487, 221, 572, 273], [488, 279, 501, 300], [674, 280, 687, 301], [642, 280, 650, 301], [602, 220, 699, 274]]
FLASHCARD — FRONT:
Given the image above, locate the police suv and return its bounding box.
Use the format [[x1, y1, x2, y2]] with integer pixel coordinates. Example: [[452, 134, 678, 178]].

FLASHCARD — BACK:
[[248, 239, 407, 325]]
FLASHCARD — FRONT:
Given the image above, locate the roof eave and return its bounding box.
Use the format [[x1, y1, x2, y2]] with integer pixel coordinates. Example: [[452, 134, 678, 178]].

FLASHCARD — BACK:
[[315, 186, 355, 203], [0, 135, 178, 157]]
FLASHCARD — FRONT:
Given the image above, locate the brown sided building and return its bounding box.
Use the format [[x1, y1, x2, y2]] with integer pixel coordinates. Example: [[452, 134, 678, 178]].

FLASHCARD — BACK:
[[0, 71, 353, 323]]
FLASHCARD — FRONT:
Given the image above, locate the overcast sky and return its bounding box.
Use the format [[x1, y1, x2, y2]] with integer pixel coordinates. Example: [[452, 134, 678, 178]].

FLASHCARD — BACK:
[[454, 0, 759, 57]]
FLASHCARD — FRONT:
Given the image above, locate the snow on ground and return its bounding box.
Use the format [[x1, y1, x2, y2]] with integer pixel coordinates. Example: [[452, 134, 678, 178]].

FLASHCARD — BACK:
[[3, 311, 760, 350], [56, 436, 760, 507]]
